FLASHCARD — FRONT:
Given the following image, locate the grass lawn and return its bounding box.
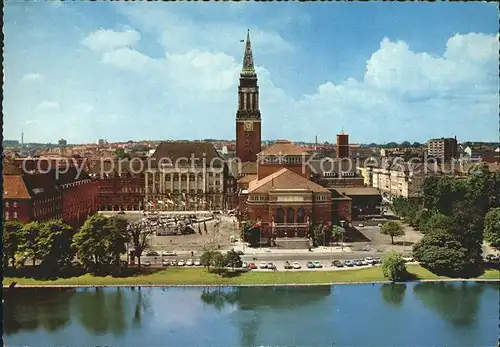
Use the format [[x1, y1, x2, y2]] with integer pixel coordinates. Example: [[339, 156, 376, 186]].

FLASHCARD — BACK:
[[3, 265, 499, 286]]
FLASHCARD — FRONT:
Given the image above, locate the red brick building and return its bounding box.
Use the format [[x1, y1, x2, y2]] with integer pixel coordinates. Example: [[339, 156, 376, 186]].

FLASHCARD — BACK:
[[89, 159, 145, 211], [238, 140, 353, 242], [49, 168, 99, 229], [235, 31, 262, 163], [3, 174, 63, 224]]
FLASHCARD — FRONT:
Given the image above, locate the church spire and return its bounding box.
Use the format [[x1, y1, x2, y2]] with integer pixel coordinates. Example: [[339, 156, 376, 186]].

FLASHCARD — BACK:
[[241, 29, 255, 75]]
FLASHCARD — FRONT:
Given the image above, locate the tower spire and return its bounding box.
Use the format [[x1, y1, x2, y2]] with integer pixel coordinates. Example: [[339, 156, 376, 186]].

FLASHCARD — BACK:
[[241, 29, 255, 75]]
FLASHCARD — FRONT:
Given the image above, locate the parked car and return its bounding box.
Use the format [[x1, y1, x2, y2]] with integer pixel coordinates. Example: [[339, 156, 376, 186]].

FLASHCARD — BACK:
[[146, 251, 160, 257], [162, 260, 170, 266], [374, 257, 381, 264], [358, 224, 364, 227], [485, 254, 500, 263], [242, 262, 248, 268], [267, 262, 275, 270], [194, 259, 201, 266], [143, 261, 152, 267], [186, 259, 194, 266], [364, 257, 374, 265], [353, 259, 363, 266], [117, 211, 125, 215], [306, 261, 315, 269], [332, 260, 344, 267], [284, 261, 293, 269], [162, 251, 177, 256], [361, 259, 369, 266], [170, 260, 178, 266], [248, 262, 257, 269], [177, 260, 186, 266], [344, 260, 354, 267], [313, 261, 322, 268], [292, 262, 301, 269], [402, 256, 414, 263], [377, 223, 383, 227], [260, 261, 267, 269]]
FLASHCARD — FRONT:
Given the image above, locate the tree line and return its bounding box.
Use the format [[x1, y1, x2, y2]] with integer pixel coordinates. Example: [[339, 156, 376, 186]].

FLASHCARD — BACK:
[[392, 164, 500, 276], [3, 214, 155, 276]]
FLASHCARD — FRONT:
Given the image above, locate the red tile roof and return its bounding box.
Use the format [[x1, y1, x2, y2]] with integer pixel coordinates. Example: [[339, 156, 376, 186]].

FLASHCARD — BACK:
[[248, 168, 330, 194], [3, 175, 31, 199], [258, 140, 309, 157]]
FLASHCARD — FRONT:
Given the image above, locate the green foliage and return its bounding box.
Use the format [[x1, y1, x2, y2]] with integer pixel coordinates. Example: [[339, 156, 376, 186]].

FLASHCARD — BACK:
[[212, 252, 226, 268], [225, 250, 242, 270], [3, 221, 23, 268], [381, 252, 407, 282], [15, 222, 44, 268], [331, 226, 342, 245], [36, 220, 75, 272], [115, 149, 130, 160], [127, 220, 154, 268], [72, 215, 115, 274], [420, 212, 451, 234], [380, 221, 405, 244], [107, 216, 130, 270], [484, 207, 500, 249], [308, 224, 326, 247], [200, 247, 217, 270], [243, 220, 260, 247], [413, 229, 474, 276]]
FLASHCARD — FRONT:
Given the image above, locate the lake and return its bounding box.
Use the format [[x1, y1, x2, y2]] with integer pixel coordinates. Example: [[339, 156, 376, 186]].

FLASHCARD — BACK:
[[3, 282, 499, 347]]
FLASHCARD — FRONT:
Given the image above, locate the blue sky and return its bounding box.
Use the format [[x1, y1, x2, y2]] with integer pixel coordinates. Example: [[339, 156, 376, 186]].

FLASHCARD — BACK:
[[4, 1, 498, 144]]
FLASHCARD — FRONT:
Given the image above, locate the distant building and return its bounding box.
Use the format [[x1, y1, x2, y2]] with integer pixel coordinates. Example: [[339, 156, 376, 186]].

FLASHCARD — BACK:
[[336, 132, 349, 159], [427, 137, 458, 162], [3, 140, 20, 147], [58, 138, 67, 146], [97, 139, 106, 146]]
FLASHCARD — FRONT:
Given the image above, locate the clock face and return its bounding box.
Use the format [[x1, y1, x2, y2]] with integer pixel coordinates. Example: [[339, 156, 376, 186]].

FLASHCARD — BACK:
[[244, 121, 253, 131]]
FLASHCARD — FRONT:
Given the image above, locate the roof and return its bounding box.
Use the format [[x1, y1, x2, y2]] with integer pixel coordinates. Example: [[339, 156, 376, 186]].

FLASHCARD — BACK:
[[308, 159, 357, 174], [49, 167, 91, 185], [150, 141, 223, 168], [3, 175, 30, 199], [258, 140, 309, 157], [248, 168, 330, 194], [88, 159, 146, 177], [237, 174, 258, 184], [3, 174, 61, 200], [229, 161, 257, 177], [334, 187, 381, 196]]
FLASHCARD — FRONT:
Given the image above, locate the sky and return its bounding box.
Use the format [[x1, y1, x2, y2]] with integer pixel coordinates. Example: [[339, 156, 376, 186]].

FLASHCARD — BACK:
[[3, 1, 499, 144]]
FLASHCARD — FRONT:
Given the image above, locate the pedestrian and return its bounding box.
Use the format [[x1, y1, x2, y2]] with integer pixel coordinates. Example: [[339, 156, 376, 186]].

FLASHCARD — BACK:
[[191, 251, 194, 257]]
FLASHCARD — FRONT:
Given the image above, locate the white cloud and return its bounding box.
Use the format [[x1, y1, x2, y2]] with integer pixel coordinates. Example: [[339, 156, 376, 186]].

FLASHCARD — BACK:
[[37, 101, 60, 111], [82, 29, 140, 53], [21, 73, 44, 82]]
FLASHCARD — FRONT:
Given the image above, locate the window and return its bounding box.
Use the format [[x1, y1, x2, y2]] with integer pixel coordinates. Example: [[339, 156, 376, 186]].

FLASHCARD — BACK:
[[5, 201, 9, 208], [13, 202, 18, 208], [344, 205, 350, 212], [13, 211, 18, 219], [5, 212, 9, 220]]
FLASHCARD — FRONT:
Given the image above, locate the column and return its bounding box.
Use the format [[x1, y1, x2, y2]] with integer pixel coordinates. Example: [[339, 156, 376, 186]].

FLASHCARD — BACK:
[[187, 173, 190, 209], [255, 93, 259, 109], [145, 172, 148, 201], [243, 93, 248, 110], [152, 171, 156, 194], [249, 93, 253, 110]]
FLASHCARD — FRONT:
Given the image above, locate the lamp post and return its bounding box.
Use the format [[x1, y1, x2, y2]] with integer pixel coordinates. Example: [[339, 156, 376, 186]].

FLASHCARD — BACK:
[[340, 220, 345, 253]]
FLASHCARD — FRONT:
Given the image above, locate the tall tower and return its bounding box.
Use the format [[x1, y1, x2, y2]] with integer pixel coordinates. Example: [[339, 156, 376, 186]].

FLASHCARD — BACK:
[[236, 30, 262, 163], [21, 129, 24, 147], [336, 131, 349, 159]]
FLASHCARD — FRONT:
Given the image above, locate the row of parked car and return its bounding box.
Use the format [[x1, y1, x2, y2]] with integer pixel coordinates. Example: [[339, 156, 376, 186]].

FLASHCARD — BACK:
[[142, 259, 202, 267]]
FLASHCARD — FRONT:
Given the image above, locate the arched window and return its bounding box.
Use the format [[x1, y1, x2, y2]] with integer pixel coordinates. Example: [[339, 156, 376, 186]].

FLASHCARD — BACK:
[[287, 208, 295, 224], [297, 208, 305, 223], [276, 208, 285, 224]]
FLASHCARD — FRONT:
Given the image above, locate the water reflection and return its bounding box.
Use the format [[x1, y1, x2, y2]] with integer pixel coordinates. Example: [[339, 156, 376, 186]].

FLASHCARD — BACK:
[[413, 282, 485, 326], [3, 288, 75, 335], [380, 284, 407, 307], [200, 286, 332, 347]]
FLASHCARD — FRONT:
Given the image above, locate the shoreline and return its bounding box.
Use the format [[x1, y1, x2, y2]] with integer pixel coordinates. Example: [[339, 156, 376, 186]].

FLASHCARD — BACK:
[[4, 278, 499, 289]]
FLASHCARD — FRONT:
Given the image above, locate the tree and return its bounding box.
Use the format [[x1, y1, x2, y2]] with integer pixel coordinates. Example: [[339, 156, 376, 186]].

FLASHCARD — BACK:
[[37, 220, 75, 273], [108, 216, 130, 273], [484, 208, 500, 250], [200, 247, 217, 271], [400, 141, 411, 148], [72, 214, 114, 274], [16, 221, 44, 268], [3, 221, 23, 268], [331, 225, 342, 246], [381, 252, 407, 282], [212, 252, 226, 268], [413, 229, 473, 276], [225, 250, 242, 270], [380, 221, 405, 244], [127, 219, 155, 268], [421, 211, 450, 234]]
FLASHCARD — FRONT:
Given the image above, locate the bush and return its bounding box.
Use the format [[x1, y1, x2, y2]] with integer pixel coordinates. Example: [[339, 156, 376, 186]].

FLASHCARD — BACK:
[[381, 252, 407, 282]]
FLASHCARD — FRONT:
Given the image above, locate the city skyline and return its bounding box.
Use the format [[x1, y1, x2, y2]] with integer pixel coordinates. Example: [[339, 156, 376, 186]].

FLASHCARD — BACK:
[[4, 2, 499, 144]]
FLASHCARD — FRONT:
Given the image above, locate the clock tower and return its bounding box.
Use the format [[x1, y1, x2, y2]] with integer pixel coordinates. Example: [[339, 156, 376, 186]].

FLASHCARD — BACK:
[[236, 30, 261, 163]]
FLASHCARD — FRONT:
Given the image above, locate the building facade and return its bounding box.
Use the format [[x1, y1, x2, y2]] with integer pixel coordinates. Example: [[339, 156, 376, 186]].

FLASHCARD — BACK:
[[3, 174, 63, 224], [144, 142, 227, 211], [427, 137, 458, 162], [235, 31, 262, 163]]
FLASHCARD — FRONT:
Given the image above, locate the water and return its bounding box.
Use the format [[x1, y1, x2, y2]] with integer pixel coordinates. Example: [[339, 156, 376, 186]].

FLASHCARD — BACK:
[[3, 282, 499, 347]]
